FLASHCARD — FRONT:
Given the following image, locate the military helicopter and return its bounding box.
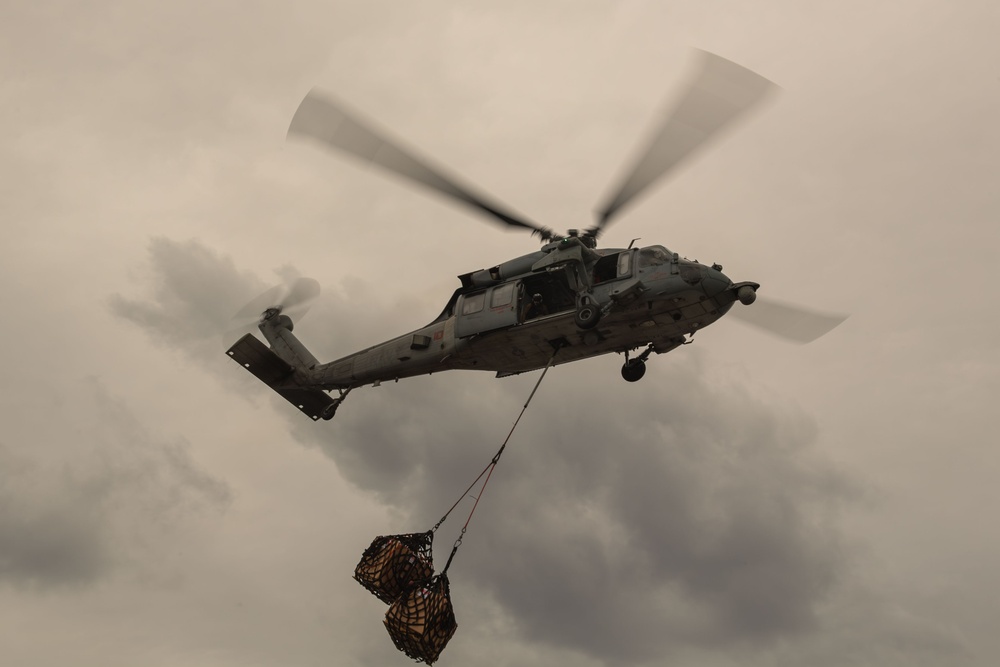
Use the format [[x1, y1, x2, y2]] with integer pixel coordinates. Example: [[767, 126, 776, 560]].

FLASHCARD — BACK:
[[226, 51, 846, 421]]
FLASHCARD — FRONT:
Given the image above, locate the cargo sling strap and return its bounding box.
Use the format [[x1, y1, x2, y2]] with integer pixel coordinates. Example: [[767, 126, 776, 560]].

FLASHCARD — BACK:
[[432, 345, 561, 575], [353, 347, 560, 664]]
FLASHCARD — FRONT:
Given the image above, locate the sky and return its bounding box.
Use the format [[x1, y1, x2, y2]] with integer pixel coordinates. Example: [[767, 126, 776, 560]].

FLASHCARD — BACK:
[[2, 1, 999, 666]]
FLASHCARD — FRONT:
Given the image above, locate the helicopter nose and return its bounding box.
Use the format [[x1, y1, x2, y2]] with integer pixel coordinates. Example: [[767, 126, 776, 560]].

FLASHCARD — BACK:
[[700, 264, 732, 297]]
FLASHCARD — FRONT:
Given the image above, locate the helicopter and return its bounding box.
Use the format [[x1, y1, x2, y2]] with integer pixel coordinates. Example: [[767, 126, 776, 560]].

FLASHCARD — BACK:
[[226, 50, 846, 421]]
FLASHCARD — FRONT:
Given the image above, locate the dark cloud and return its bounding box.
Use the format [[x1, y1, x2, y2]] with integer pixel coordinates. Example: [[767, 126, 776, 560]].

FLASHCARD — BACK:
[[110, 237, 270, 364], [0, 379, 230, 588], [306, 361, 851, 663], [112, 237, 866, 663], [0, 445, 109, 585], [109, 237, 419, 369]]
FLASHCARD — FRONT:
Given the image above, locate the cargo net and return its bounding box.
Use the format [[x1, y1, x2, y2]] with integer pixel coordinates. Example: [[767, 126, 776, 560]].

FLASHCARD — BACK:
[[353, 350, 559, 663], [383, 574, 458, 665], [354, 532, 435, 604]]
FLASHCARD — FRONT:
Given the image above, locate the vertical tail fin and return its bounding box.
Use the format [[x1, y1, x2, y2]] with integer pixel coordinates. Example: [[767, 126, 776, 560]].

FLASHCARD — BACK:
[[258, 313, 320, 370]]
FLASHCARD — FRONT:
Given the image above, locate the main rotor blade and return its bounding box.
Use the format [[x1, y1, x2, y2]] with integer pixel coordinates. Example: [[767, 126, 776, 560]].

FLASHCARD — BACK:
[[593, 51, 777, 233], [289, 90, 552, 239], [729, 297, 847, 344]]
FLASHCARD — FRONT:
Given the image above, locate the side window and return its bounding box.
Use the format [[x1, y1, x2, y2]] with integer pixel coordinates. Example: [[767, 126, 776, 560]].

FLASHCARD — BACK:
[[462, 292, 486, 315], [617, 251, 632, 277], [491, 283, 514, 308]]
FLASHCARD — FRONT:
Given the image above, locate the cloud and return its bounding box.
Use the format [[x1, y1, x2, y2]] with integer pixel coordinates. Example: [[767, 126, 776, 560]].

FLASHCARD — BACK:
[[0, 379, 230, 589], [109, 237, 270, 365], [301, 359, 851, 663]]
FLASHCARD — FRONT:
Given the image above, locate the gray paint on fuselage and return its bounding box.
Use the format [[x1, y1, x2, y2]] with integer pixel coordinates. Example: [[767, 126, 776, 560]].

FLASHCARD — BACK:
[[297, 253, 736, 388]]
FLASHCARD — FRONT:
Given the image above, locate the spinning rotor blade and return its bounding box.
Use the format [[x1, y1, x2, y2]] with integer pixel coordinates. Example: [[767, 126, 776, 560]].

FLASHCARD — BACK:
[[729, 297, 847, 344], [593, 51, 777, 235], [231, 284, 285, 324], [228, 277, 320, 334], [280, 276, 321, 313], [289, 91, 553, 240]]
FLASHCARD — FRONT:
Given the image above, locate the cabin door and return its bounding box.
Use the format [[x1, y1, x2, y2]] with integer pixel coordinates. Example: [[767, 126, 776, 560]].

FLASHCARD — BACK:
[[454, 282, 519, 338]]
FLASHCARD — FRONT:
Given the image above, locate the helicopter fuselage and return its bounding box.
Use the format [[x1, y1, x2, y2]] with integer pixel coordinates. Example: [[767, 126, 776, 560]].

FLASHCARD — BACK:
[[261, 244, 754, 391]]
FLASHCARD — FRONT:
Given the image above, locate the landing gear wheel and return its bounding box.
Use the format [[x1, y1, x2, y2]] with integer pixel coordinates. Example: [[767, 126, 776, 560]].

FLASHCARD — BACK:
[[321, 400, 340, 421], [621, 360, 646, 382], [575, 304, 601, 330]]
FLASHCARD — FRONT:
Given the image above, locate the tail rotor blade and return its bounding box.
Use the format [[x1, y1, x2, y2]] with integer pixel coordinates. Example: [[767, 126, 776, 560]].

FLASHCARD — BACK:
[[593, 50, 777, 234], [729, 297, 847, 344], [225, 277, 321, 347], [289, 91, 554, 240], [281, 277, 320, 311], [231, 284, 285, 324]]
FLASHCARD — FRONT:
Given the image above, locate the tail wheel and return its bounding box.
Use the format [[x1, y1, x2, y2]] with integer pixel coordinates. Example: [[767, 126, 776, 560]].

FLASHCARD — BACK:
[[621, 360, 646, 382], [321, 400, 340, 421]]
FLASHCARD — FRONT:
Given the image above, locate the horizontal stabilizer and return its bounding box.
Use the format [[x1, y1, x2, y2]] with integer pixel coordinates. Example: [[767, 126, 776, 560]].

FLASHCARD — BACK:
[[227, 334, 337, 421]]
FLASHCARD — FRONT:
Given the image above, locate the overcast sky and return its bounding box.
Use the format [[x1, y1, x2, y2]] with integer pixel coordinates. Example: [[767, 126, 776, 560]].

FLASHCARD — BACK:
[[3, 2, 999, 666]]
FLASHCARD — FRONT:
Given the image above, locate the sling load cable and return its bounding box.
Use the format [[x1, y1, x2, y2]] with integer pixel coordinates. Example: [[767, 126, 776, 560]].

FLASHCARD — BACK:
[[352, 346, 560, 664], [435, 344, 561, 576]]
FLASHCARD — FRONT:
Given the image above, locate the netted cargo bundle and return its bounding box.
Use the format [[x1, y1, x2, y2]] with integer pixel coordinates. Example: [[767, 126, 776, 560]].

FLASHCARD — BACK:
[[354, 532, 435, 604], [383, 574, 458, 664]]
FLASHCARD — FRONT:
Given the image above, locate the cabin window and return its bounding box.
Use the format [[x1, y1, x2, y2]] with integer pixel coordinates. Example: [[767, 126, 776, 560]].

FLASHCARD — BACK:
[[491, 283, 514, 308], [462, 292, 486, 315]]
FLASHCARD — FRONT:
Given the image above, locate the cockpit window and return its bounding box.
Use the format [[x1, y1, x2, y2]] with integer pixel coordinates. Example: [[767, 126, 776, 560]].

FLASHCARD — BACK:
[[638, 245, 672, 268], [617, 251, 632, 277]]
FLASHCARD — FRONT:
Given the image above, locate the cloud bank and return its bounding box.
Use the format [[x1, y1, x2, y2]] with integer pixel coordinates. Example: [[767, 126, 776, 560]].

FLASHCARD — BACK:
[[0, 379, 230, 589]]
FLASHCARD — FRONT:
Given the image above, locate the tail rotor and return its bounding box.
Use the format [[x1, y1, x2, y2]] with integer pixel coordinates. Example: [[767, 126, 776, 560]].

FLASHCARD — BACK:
[[225, 277, 320, 345]]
